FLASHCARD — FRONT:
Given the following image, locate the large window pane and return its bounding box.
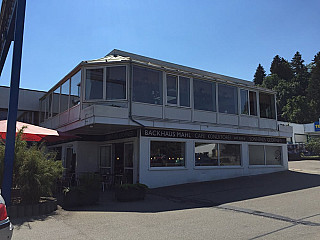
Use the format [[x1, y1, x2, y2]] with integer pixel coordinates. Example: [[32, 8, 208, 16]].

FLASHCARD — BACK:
[[100, 146, 111, 175], [179, 76, 190, 107], [240, 89, 249, 115], [70, 70, 81, 106], [85, 68, 103, 100], [167, 75, 177, 105], [249, 91, 257, 116], [150, 141, 185, 167], [52, 87, 60, 116], [218, 84, 238, 114], [219, 144, 241, 166], [133, 66, 163, 105], [259, 93, 276, 119], [266, 146, 282, 165], [249, 145, 265, 165], [194, 79, 216, 111], [195, 143, 218, 166], [60, 79, 70, 113], [106, 66, 126, 100]]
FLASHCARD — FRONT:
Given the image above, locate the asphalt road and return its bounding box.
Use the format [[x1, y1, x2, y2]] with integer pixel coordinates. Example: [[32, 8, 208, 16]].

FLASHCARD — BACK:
[[11, 160, 320, 240]]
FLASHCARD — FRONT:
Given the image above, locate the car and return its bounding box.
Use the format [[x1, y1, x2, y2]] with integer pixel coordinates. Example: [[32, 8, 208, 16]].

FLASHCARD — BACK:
[[0, 191, 13, 240]]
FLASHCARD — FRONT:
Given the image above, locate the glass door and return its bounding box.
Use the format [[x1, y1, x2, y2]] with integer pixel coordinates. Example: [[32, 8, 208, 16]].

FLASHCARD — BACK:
[[124, 143, 134, 184], [100, 145, 112, 175]]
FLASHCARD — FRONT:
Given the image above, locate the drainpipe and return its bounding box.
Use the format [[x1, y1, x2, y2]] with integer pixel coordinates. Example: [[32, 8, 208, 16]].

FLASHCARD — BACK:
[[129, 60, 144, 127]]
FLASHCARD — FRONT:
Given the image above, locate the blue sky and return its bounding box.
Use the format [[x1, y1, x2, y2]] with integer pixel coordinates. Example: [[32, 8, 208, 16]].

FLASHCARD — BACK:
[[0, 0, 319, 91]]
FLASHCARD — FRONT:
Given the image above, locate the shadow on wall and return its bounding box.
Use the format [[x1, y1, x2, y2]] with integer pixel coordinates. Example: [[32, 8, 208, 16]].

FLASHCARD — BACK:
[[64, 170, 320, 213]]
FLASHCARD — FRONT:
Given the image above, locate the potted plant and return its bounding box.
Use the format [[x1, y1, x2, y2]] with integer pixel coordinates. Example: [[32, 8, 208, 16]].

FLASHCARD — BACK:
[[115, 183, 148, 202]]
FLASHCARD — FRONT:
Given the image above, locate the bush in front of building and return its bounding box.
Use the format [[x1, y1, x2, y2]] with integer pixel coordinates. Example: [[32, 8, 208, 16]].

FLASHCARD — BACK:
[[305, 137, 320, 157], [0, 129, 63, 204]]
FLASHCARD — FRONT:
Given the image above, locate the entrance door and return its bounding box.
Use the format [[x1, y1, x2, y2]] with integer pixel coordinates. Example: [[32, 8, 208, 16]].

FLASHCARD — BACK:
[[99, 145, 112, 175], [66, 147, 76, 175], [124, 143, 134, 184]]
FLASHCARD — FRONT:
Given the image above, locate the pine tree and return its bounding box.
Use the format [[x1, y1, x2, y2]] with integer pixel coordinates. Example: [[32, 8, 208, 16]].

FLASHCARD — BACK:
[[253, 64, 266, 85], [270, 55, 293, 81], [307, 53, 320, 119], [291, 51, 309, 96]]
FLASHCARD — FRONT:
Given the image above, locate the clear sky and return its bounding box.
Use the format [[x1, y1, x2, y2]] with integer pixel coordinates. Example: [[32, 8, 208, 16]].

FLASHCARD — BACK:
[[0, 0, 319, 91]]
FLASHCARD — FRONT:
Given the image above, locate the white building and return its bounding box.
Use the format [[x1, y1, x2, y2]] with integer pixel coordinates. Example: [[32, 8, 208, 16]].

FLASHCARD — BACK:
[[40, 49, 292, 188]]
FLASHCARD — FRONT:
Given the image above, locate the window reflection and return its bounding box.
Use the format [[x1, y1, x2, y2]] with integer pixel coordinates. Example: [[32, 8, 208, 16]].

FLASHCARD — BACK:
[[240, 89, 249, 115], [167, 75, 178, 105], [133, 66, 163, 105], [194, 79, 216, 111], [249, 91, 257, 116], [259, 93, 276, 119], [85, 68, 103, 100], [195, 143, 218, 166], [106, 66, 126, 100], [179, 76, 190, 107], [70, 71, 81, 106], [219, 144, 241, 166], [218, 84, 238, 114], [150, 141, 185, 167]]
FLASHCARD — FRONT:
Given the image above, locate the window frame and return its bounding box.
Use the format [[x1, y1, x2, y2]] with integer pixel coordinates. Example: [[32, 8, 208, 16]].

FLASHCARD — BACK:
[[84, 65, 128, 103], [248, 144, 283, 167], [165, 73, 191, 108], [217, 83, 238, 115]]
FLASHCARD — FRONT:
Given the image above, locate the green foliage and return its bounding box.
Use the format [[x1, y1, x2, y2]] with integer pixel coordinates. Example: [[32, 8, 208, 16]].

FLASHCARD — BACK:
[[253, 64, 266, 85], [256, 51, 320, 123], [305, 138, 320, 156], [0, 129, 63, 204]]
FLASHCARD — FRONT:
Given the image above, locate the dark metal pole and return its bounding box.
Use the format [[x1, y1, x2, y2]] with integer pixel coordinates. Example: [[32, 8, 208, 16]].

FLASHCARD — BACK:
[[2, 0, 26, 206]]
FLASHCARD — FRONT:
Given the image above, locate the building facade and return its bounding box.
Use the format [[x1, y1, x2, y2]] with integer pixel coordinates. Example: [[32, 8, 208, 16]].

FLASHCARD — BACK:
[[39, 49, 292, 188]]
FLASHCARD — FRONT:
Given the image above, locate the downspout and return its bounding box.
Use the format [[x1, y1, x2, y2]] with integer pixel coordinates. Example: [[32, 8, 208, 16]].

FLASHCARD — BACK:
[[129, 60, 145, 127]]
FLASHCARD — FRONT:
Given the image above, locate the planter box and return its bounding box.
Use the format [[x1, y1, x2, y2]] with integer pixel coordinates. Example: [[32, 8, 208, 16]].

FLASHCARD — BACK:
[[115, 188, 146, 202]]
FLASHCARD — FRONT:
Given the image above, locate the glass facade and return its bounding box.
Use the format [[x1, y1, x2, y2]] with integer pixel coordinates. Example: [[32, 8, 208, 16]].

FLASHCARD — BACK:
[[259, 92, 276, 119], [193, 79, 216, 111], [218, 84, 238, 114], [249, 145, 282, 165], [133, 66, 163, 105], [70, 71, 81, 106], [240, 89, 249, 115], [179, 76, 190, 107], [219, 144, 241, 166], [150, 141, 185, 167], [167, 75, 178, 105], [86, 68, 103, 100], [195, 143, 218, 166], [249, 91, 257, 116], [106, 66, 126, 100]]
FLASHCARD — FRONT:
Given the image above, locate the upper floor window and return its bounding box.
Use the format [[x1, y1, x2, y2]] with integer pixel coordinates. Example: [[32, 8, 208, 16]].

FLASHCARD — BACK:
[[106, 66, 126, 100], [193, 79, 216, 111], [218, 84, 238, 114], [259, 92, 276, 119], [61, 79, 70, 112], [133, 66, 163, 105], [249, 91, 257, 116], [166, 75, 190, 107], [85, 68, 103, 100], [70, 71, 81, 106]]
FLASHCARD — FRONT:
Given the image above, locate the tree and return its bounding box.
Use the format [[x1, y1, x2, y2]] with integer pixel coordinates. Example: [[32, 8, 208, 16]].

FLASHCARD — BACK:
[[282, 95, 311, 123], [291, 52, 310, 96], [307, 53, 320, 120], [253, 64, 266, 85], [270, 55, 293, 81], [262, 74, 280, 90]]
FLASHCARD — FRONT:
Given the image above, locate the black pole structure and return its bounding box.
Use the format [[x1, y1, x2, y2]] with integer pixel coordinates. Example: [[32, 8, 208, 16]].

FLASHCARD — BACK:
[[2, 0, 26, 206]]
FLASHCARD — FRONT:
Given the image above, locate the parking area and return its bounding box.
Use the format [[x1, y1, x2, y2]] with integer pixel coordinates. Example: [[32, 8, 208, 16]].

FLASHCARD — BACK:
[[11, 160, 320, 240]]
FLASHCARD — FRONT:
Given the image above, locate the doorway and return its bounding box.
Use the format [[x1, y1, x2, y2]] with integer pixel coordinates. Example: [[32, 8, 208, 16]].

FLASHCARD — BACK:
[[99, 142, 134, 185]]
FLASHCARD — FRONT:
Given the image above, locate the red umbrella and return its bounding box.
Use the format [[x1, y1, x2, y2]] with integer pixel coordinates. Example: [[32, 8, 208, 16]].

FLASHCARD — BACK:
[[0, 120, 74, 142]]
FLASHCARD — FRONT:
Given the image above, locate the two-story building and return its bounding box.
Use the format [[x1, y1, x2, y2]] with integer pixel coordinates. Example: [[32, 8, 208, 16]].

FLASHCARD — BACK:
[[40, 49, 292, 188]]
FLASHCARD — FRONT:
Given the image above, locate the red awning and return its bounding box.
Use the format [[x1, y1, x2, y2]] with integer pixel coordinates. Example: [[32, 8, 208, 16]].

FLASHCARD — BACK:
[[0, 120, 75, 142]]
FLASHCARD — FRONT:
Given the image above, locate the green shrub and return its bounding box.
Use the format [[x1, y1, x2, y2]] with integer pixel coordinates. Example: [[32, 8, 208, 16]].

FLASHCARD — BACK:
[[116, 183, 148, 191], [306, 137, 320, 156], [0, 128, 63, 204]]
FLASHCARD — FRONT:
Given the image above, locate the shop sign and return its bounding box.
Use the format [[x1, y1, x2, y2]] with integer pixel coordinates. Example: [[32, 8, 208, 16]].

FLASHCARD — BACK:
[[314, 122, 320, 132], [141, 128, 286, 144]]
